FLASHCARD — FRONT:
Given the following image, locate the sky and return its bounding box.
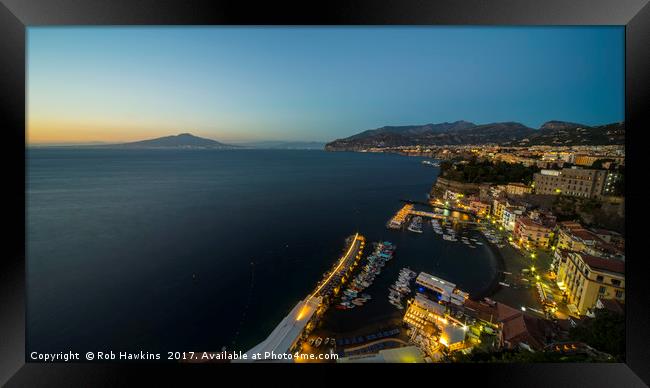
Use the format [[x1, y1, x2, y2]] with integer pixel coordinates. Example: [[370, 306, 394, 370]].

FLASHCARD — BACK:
[[27, 26, 624, 144]]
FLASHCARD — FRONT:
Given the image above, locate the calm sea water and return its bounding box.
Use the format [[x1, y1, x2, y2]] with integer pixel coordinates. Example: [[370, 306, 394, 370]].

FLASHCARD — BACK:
[[27, 148, 497, 354]]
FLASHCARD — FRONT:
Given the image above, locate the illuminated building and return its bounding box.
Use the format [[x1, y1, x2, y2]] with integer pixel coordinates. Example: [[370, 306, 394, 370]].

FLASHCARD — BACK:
[[469, 200, 491, 217], [502, 206, 524, 232], [403, 293, 468, 354], [415, 273, 469, 306], [574, 154, 624, 167], [505, 182, 532, 196], [532, 167, 608, 199], [513, 216, 553, 248], [555, 251, 625, 315]]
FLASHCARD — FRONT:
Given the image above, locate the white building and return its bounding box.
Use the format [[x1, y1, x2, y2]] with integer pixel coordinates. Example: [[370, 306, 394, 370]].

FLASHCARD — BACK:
[[502, 206, 524, 231], [415, 272, 468, 306]]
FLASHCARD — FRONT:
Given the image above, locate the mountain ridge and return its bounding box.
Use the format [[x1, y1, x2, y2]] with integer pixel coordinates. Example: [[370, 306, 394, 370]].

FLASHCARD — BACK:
[[325, 120, 624, 150]]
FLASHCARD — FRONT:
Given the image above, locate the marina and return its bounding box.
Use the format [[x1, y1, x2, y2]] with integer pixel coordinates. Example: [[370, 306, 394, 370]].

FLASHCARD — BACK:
[[240, 233, 366, 361], [421, 160, 441, 167], [337, 241, 396, 310], [212, 155, 504, 362], [388, 268, 417, 310]]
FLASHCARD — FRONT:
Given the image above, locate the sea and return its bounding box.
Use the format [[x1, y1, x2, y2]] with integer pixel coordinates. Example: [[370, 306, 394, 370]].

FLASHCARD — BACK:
[[26, 148, 498, 355]]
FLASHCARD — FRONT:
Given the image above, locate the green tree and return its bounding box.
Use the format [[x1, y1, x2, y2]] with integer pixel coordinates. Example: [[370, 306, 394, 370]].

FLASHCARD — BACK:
[[591, 159, 614, 170], [569, 309, 625, 361]]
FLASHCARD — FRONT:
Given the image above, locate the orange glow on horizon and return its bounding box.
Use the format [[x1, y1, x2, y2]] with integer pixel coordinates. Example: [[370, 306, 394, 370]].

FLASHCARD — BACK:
[[27, 119, 250, 145]]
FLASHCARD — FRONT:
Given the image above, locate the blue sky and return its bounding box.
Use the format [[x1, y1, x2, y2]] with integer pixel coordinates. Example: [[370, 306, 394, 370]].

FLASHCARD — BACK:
[[27, 26, 624, 143]]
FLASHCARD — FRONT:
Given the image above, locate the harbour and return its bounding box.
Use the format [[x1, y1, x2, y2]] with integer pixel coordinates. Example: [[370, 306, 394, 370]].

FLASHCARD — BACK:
[[244, 181, 504, 362], [27, 148, 498, 355]]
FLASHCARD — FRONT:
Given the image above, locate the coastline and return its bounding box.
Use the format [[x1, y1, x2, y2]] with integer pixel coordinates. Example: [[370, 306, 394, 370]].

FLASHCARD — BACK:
[[473, 239, 507, 300]]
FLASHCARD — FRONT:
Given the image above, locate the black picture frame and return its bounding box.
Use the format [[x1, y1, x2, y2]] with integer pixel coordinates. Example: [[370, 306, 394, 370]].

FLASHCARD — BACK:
[[1, 0, 649, 386]]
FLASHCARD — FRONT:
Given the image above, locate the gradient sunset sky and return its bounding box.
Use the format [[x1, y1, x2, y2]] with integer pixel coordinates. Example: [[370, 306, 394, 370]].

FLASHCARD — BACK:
[[27, 26, 624, 144]]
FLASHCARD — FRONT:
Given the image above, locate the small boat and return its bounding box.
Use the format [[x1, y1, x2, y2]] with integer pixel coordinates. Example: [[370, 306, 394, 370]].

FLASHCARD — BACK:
[[408, 216, 424, 233], [315, 337, 323, 347], [324, 338, 330, 345], [422, 160, 440, 167]]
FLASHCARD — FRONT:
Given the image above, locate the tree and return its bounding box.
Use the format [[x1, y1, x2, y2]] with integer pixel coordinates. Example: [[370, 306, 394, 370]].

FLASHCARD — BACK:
[[591, 159, 614, 170], [440, 159, 539, 185], [569, 309, 625, 361]]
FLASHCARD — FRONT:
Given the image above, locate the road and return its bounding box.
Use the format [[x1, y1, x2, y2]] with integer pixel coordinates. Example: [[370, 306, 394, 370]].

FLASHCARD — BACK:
[[310, 233, 364, 300]]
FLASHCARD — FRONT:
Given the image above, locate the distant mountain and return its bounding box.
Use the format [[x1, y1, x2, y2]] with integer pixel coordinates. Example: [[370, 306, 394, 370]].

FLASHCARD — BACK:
[[104, 133, 238, 149], [539, 120, 587, 131], [325, 120, 624, 150], [233, 140, 325, 150], [525, 121, 625, 146], [347, 121, 476, 140]]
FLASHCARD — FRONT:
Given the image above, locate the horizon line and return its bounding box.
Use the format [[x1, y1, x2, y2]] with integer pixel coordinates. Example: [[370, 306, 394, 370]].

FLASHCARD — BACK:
[[26, 118, 624, 145]]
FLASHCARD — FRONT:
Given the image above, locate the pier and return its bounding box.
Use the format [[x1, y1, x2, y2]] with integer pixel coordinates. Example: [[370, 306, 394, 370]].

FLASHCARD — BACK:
[[388, 202, 477, 230], [239, 233, 365, 362], [400, 198, 475, 216]]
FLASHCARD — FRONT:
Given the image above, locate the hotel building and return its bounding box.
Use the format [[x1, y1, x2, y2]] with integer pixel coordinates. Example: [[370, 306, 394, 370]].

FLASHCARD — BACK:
[[555, 251, 625, 315], [533, 168, 608, 199]]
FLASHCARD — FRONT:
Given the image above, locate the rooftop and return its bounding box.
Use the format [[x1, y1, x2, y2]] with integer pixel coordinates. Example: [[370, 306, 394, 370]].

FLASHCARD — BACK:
[[597, 298, 625, 314], [581, 254, 625, 274], [517, 216, 552, 229], [499, 306, 550, 351], [559, 221, 586, 231], [441, 324, 467, 346], [571, 229, 600, 241], [416, 272, 457, 293]]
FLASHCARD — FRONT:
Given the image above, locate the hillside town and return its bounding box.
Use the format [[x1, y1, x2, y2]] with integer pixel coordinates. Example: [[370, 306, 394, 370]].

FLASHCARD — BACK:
[[381, 145, 625, 362], [415, 145, 626, 361], [237, 144, 625, 364]]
